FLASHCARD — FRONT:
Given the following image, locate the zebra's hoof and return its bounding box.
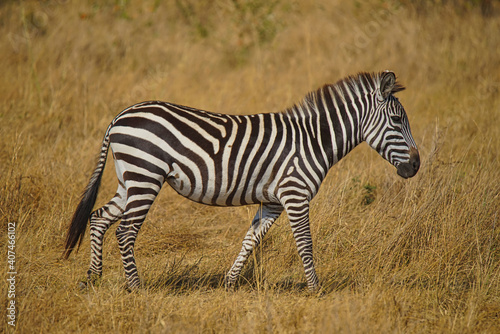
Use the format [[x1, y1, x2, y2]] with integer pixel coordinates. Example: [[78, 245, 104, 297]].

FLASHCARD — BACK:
[[306, 284, 324, 297], [125, 280, 142, 293], [225, 278, 237, 292], [78, 281, 88, 291], [87, 272, 102, 286]]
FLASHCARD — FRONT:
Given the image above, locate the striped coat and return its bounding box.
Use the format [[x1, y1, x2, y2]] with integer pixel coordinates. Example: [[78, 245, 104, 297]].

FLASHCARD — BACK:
[[64, 71, 420, 290]]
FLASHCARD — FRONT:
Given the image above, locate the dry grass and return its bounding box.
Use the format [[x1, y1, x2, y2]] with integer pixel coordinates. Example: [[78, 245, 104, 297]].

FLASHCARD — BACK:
[[1, 0, 500, 333]]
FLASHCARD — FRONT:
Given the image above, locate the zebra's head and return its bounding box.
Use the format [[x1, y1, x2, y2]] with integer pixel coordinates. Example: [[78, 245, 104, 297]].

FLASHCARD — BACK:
[[363, 71, 420, 179]]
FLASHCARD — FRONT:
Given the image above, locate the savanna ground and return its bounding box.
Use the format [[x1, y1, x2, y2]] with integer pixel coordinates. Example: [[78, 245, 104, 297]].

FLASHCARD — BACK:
[[1, 0, 500, 332]]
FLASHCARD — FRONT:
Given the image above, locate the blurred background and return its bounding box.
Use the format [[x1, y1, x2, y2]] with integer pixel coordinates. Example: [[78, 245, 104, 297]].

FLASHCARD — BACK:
[[1, 0, 499, 332]]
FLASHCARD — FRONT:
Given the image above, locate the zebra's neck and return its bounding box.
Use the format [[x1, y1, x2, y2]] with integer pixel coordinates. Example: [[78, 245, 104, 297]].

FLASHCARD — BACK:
[[283, 80, 372, 171]]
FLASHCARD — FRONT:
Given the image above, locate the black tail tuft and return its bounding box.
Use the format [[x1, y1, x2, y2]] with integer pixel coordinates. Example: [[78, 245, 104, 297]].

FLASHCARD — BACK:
[[63, 169, 104, 259], [64, 123, 112, 259]]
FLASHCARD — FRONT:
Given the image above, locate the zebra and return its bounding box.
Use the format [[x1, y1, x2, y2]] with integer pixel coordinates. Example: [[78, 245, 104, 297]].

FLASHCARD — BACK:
[[63, 71, 420, 291]]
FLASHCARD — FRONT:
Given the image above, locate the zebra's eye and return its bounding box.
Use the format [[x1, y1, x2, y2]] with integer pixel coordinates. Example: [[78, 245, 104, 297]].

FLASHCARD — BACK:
[[391, 115, 401, 123]]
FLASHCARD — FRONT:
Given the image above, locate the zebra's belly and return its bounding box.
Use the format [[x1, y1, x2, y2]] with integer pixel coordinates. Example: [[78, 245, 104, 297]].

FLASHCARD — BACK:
[[165, 169, 273, 206]]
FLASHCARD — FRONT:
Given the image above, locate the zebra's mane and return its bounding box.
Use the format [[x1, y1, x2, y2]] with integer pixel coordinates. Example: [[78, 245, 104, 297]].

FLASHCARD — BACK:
[[290, 72, 405, 114]]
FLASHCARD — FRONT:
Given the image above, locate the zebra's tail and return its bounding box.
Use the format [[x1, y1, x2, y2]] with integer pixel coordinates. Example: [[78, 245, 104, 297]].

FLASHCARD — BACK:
[[63, 127, 112, 259]]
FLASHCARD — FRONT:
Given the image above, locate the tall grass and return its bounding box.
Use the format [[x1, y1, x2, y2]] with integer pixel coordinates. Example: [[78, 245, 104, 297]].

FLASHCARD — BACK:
[[1, 0, 499, 332]]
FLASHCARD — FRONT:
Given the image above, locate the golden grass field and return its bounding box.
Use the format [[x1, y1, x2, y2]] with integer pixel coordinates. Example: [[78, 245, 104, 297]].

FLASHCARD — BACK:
[[1, 0, 499, 332]]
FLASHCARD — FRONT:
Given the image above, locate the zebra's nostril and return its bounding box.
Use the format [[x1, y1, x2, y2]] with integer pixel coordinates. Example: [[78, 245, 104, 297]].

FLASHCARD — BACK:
[[409, 147, 420, 172], [413, 160, 420, 171]]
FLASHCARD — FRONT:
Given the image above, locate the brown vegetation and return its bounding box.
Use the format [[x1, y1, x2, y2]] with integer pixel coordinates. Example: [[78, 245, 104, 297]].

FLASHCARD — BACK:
[[1, 0, 499, 332]]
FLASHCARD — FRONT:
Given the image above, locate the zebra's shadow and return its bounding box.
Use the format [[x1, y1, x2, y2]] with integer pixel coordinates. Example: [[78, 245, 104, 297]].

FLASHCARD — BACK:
[[143, 273, 310, 294], [140, 254, 350, 294], [143, 272, 226, 293], [142, 265, 340, 295]]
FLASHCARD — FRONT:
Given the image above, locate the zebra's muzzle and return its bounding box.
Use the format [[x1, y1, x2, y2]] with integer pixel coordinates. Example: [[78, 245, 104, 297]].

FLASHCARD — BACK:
[[396, 147, 420, 179]]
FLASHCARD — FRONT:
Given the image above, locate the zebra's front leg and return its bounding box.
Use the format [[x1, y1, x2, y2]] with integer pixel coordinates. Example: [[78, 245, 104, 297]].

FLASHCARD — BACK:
[[284, 200, 320, 291], [226, 204, 283, 290]]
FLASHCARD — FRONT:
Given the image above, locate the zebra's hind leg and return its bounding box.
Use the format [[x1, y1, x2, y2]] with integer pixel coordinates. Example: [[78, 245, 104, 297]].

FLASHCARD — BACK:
[[226, 203, 283, 290], [115, 186, 160, 290], [87, 183, 126, 284]]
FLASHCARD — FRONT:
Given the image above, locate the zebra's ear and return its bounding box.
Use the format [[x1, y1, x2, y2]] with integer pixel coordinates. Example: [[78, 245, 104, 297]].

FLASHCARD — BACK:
[[380, 71, 396, 99]]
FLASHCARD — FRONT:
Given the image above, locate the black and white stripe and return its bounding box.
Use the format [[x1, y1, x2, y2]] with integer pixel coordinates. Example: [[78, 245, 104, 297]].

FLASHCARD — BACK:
[[64, 71, 420, 290]]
